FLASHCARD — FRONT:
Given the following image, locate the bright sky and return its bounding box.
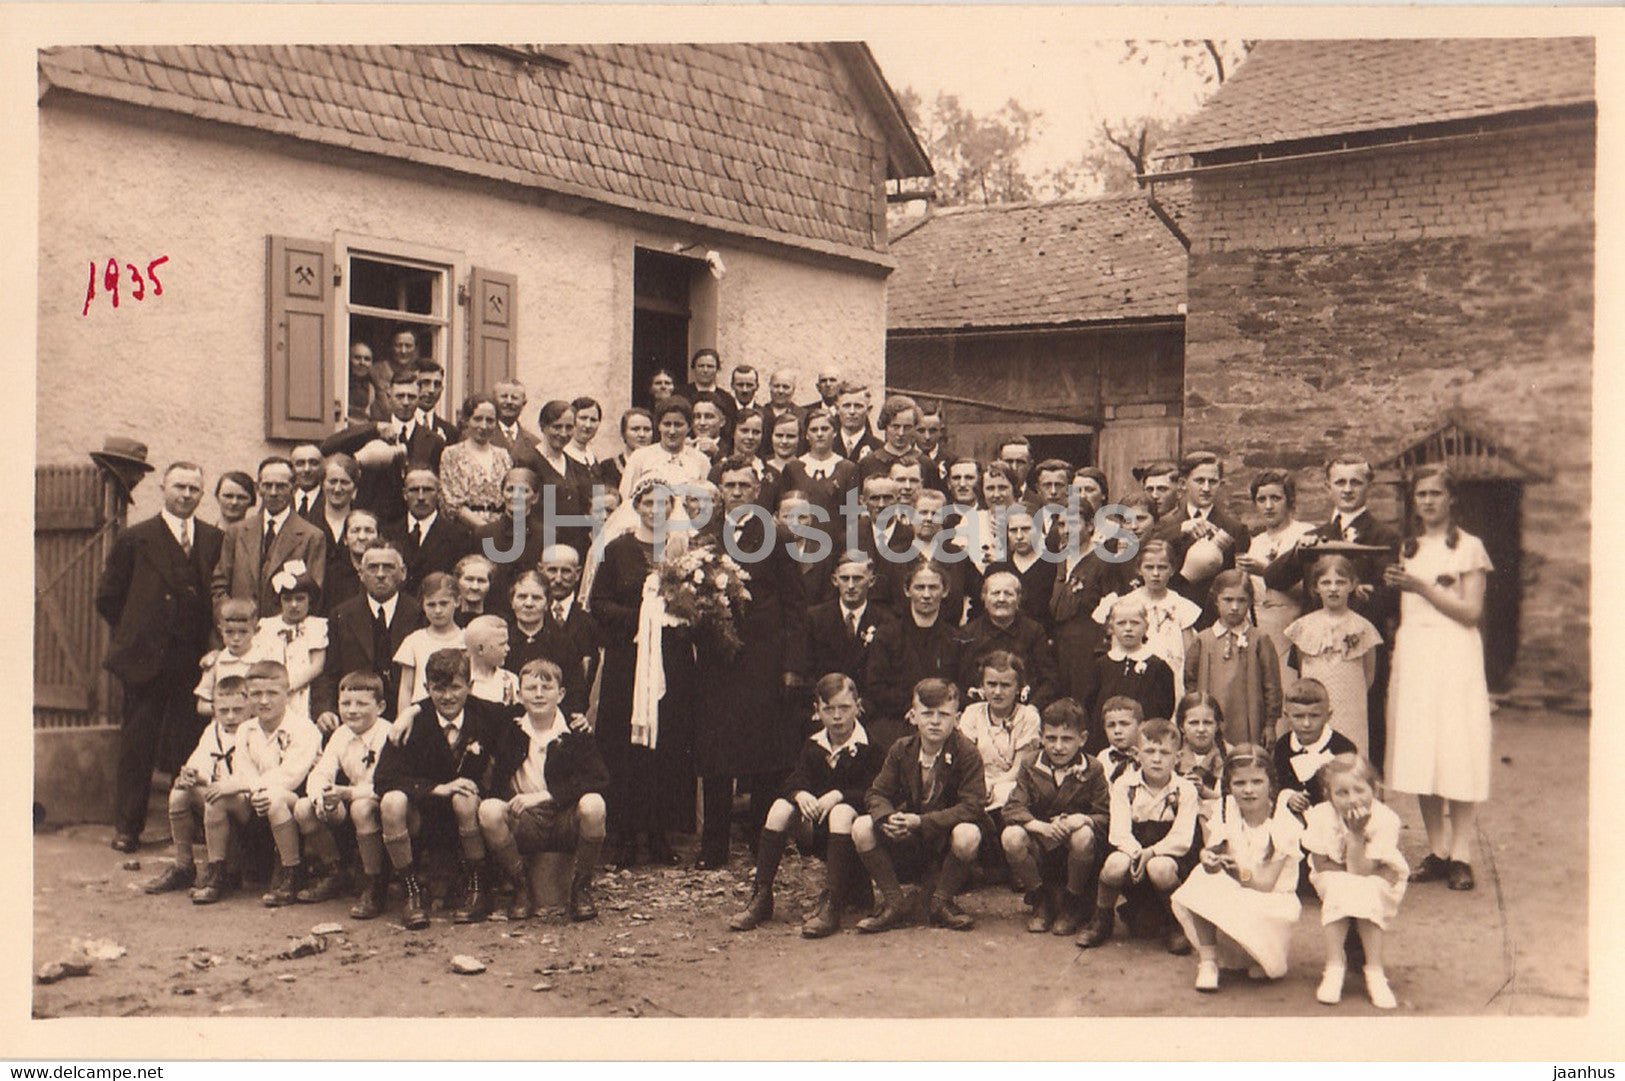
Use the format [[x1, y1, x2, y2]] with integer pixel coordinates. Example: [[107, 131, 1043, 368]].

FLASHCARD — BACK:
[[866, 30, 1228, 176]]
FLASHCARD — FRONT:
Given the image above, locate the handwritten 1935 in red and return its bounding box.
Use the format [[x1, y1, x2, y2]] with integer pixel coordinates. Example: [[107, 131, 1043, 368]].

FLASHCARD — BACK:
[[82, 256, 169, 316]]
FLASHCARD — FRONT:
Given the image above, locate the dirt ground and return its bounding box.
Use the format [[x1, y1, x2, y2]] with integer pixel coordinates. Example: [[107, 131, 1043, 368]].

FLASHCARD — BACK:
[[31, 709, 1586, 1019]]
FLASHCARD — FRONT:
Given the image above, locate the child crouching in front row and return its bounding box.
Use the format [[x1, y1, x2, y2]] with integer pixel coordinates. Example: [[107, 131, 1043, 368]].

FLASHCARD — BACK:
[[292, 670, 393, 916], [143, 676, 253, 895], [853, 678, 987, 933], [1001, 698, 1110, 937], [730, 673, 884, 938], [476, 659, 610, 923], [1170, 745, 1303, 993], [1303, 754, 1408, 1009], [1077, 717, 1199, 955]]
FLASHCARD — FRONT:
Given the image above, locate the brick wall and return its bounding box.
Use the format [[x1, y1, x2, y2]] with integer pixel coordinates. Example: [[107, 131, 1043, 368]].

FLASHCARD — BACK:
[[1183, 123, 1593, 708]]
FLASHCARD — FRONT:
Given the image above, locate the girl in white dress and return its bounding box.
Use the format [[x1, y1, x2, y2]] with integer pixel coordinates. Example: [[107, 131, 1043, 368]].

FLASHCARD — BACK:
[[1383, 465, 1494, 892], [253, 561, 327, 719], [1302, 754, 1407, 1009], [1283, 555, 1382, 755], [392, 572, 466, 717], [1233, 469, 1316, 674], [1172, 744, 1303, 992]]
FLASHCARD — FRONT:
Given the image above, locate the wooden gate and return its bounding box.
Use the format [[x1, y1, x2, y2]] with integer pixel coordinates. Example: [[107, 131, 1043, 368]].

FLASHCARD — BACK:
[[35, 464, 126, 822]]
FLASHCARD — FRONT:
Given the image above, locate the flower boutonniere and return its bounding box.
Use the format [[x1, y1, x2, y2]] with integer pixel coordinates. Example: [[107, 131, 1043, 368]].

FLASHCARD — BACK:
[[942, 750, 955, 767], [274, 729, 290, 751], [466, 740, 483, 757], [1341, 631, 1362, 656], [1069, 577, 1085, 594], [1128, 657, 1148, 675], [860, 625, 877, 647]]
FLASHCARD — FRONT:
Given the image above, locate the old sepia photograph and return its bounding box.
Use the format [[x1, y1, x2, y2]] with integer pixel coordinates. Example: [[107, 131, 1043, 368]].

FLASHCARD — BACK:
[[24, 8, 1598, 1039]]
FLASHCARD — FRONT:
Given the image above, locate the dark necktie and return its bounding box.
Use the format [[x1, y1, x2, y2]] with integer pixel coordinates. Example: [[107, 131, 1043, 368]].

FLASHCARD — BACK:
[[262, 518, 277, 571], [371, 603, 390, 668], [847, 610, 860, 639], [410, 521, 423, 548]]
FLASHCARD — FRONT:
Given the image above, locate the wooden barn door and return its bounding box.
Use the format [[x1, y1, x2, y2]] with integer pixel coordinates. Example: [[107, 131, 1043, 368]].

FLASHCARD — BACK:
[[35, 465, 126, 823]]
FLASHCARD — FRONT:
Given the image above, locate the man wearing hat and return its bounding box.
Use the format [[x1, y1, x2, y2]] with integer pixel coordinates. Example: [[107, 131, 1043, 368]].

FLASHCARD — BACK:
[[94, 451, 223, 852]]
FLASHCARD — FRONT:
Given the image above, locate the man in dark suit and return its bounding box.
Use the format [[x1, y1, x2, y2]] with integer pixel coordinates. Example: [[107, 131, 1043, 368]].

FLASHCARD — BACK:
[[412, 361, 460, 448], [320, 372, 428, 524], [1255, 456, 1401, 764], [955, 570, 1061, 711], [95, 460, 223, 851], [211, 457, 328, 618], [311, 540, 424, 731], [492, 380, 543, 472], [914, 399, 951, 495], [833, 382, 881, 464], [528, 544, 601, 718], [761, 369, 806, 440], [289, 443, 326, 520], [1150, 451, 1250, 607], [385, 467, 475, 594], [806, 551, 896, 702], [846, 474, 917, 613]]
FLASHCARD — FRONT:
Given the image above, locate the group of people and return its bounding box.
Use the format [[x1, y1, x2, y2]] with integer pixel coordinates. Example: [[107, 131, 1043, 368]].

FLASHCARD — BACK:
[[93, 342, 1496, 1007]]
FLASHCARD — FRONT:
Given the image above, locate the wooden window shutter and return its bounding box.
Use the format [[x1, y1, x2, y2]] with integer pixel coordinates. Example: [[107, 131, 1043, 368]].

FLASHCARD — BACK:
[[266, 236, 334, 440], [467, 267, 517, 393]]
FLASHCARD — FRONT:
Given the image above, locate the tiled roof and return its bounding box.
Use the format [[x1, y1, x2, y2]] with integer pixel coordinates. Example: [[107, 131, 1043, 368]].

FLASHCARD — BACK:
[[1159, 38, 1595, 158], [39, 44, 927, 259], [886, 195, 1187, 331]]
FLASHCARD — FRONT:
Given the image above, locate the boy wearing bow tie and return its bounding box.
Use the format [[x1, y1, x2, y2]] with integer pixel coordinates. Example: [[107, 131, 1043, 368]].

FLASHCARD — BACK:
[[1273, 679, 1358, 819], [1096, 697, 1144, 783], [193, 662, 322, 905], [143, 678, 253, 895], [292, 671, 393, 915], [374, 649, 522, 929]]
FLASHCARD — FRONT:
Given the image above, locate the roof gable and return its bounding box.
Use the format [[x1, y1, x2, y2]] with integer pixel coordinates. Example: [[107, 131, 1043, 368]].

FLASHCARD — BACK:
[[1159, 38, 1595, 159], [886, 194, 1187, 331], [39, 43, 928, 258]]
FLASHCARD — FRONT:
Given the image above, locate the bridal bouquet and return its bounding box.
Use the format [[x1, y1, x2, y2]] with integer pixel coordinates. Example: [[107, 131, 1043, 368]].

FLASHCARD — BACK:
[[655, 543, 752, 658]]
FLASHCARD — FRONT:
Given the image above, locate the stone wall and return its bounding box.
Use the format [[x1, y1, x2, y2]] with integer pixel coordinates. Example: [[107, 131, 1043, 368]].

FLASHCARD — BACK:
[[1182, 123, 1593, 708]]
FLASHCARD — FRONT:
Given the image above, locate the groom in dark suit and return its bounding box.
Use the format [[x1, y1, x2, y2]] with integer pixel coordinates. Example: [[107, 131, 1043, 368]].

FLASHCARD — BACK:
[[95, 460, 223, 851]]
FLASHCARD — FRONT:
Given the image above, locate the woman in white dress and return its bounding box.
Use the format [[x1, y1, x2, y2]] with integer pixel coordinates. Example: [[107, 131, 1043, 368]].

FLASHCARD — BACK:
[[1233, 469, 1316, 678], [1383, 465, 1493, 892]]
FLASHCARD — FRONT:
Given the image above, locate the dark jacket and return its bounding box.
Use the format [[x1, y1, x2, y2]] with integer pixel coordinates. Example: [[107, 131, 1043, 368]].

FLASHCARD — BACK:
[[1272, 729, 1360, 807], [1260, 510, 1401, 628], [865, 614, 965, 722], [384, 513, 476, 594], [321, 420, 446, 523], [1003, 754, 1111, 840], [984, 557, 1059, 630], [954, 613, 1060, 711], [373, 695, 523, 801], [496, 720, 610, 809], [1151, 502, 1251, 605], [780, 730, 885, 808], [503, 602, 600, 717], [806, 600, 896, 696], [1079, 652, 1177, 750], [95, 515, 222, 685], [865, 730, 986, 844], [310, 592, 425, 719]]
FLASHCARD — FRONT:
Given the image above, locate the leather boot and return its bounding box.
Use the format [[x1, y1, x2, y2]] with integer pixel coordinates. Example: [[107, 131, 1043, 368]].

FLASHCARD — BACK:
[[801, 891, 839, 939], [1052, 889, 1093, 937], [928, 856, 975, 931], [296, 859, 345, 904], [349, 873, 389, 920], [1024, 886, 1057, 933], [855, 845, 908, 934], [190, 861, 228, 905], [261, 863, 301, 907], [452, 862, 492, 924], [400, 867, 429, 930], [1076, 905, 1114, 949], [568, 870, 598, 922], [144, 862, 196, 895], [728, 885, 773, 931]]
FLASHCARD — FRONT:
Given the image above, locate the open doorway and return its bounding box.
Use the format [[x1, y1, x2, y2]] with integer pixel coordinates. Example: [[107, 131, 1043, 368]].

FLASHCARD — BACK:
[[632, 247, 718, 410]]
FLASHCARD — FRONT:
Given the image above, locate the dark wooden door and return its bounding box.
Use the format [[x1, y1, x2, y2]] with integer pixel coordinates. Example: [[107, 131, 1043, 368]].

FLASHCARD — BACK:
[[1452, 479, 1521, 691]]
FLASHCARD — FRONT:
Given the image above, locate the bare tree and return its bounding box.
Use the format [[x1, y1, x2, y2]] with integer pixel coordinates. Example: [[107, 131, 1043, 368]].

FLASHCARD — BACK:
[[899, 88, 1044, 206]]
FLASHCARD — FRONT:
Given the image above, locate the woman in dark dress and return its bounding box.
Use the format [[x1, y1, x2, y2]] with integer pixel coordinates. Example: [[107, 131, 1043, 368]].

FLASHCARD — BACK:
[[588, 479, 696, 868], [533, 399, 597, 560]]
